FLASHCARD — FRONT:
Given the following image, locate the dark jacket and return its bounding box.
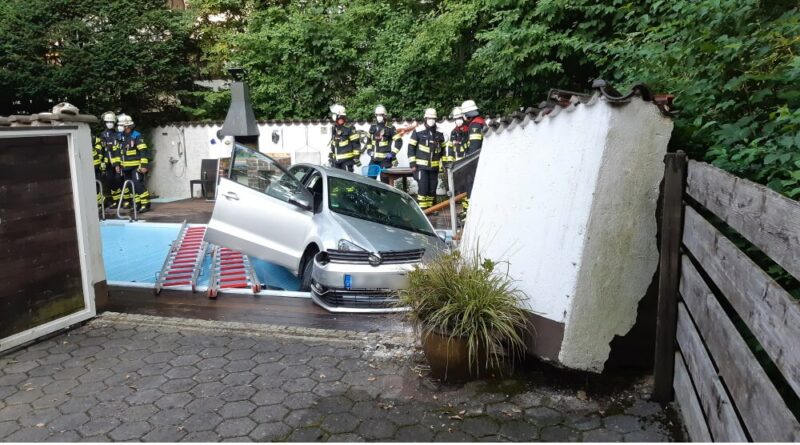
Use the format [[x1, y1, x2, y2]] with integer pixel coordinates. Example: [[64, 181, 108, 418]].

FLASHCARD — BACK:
[[408, 126, 446, 171]]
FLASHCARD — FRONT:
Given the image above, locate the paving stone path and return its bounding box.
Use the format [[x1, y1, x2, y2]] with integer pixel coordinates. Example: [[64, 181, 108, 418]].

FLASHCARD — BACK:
[[0, 312, 685, 442]]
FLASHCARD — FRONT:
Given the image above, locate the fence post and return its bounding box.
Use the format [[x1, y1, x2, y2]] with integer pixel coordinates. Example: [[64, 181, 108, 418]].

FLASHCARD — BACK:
[[652, 151, 687, 403]]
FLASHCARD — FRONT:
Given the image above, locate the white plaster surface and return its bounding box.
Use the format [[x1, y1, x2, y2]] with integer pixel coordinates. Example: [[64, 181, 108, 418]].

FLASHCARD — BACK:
[[147, 120, 457, 199], [460, 96, 672, 372]]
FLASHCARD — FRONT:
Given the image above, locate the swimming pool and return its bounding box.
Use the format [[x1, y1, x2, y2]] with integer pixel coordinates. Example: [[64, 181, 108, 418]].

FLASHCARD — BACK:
[[100, 221, 300, 291]]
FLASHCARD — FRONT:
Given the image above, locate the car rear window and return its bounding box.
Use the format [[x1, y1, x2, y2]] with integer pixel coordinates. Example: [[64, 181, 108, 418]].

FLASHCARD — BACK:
[[328, 177, 434, 236]]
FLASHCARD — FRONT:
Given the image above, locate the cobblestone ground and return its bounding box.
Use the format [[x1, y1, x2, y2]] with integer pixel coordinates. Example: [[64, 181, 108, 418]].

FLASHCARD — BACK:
[[0, 313, 684, 442]]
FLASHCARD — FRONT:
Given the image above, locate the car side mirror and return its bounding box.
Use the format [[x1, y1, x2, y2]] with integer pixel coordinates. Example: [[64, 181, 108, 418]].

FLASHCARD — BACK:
[[289, 197, 312, 211]]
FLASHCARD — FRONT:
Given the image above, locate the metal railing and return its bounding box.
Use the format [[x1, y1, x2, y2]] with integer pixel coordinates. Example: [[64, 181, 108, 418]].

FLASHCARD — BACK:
[[116, 179, 138, 222], [95, 179, 106, 221]]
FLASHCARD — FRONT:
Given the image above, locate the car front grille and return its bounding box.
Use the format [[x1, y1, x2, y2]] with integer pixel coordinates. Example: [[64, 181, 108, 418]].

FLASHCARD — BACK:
[[315, 288, 400, 309], [326, 248, 425, 265]]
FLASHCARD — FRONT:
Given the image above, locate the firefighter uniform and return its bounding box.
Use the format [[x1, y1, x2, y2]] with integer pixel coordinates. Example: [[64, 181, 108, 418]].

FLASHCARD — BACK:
[[92, 137, 108, 205], [95, 128, 121, 206], [118, 128, 152, 210], [460, 100, 486, 215], [448, 124, 468, 160], [329, 123, 361, 172], [366, 123, 402, 169], [408, 123, 446, 210]]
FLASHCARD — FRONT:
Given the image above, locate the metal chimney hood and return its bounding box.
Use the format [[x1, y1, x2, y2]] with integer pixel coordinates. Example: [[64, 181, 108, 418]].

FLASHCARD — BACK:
[[220, 68, 260, 147]]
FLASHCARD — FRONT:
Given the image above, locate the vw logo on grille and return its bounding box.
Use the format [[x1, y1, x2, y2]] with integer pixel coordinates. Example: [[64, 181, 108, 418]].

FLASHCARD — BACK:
[[368, 253, 383, 267]]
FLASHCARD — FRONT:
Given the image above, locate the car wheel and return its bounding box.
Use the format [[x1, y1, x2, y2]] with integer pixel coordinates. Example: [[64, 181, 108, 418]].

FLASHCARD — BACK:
[[300, 255, 314, 292]]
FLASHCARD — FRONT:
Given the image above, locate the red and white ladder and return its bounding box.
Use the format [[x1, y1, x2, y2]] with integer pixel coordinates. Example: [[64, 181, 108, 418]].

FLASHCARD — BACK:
[[155, 224, 208, 294], [207, 245, 261, 299]]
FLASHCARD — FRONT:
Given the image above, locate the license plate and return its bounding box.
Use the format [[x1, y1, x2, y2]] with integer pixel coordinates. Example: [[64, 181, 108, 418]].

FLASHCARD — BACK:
[[344, 274, 352, 289]]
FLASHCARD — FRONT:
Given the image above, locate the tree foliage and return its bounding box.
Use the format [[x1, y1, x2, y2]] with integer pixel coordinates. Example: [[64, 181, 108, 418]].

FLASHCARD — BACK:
[[1, 0, 798, 196], [0, 0, 195, 122]]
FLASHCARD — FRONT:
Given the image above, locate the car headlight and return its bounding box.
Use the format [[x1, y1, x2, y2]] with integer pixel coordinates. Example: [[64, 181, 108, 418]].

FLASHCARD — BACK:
[[338, 239, 367, 251]]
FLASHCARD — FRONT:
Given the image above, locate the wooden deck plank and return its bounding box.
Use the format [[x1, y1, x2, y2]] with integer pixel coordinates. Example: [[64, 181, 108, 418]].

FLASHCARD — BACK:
[[106, 286, 406, 334]]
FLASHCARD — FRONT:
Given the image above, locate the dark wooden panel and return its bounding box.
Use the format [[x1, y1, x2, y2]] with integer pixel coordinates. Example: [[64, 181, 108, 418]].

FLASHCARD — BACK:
[[676, 304, 747, 441], [686, 160, 800, 281], [673, 352, 713, 442], [0, 136, 85, 339], [106, 286, 406, 334], [653, 151, 687, 402], [680, 256, 800, 441], [683, 207, 800, 396]]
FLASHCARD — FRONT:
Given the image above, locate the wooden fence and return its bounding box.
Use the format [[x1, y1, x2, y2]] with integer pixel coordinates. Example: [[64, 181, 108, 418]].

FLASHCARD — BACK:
[[652, 152, 800, 441]]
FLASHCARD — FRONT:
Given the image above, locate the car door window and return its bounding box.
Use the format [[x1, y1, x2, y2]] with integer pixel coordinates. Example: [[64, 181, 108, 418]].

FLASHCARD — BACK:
[[229, 144, 312, 206], [289, 165, 312, 183]]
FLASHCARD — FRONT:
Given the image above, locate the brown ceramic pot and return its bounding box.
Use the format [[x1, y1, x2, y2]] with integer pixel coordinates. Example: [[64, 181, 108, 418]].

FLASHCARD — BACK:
[[421, 331, 487, 383]]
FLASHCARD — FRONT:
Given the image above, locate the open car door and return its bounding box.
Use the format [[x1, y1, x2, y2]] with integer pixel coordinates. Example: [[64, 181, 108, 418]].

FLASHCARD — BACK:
[[205, 144, 315, 274]]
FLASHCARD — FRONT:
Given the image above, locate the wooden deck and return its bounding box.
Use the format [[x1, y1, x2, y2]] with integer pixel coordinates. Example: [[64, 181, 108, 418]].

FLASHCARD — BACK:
[[103, 198, 215, 224], [105, 286, 406, 333]]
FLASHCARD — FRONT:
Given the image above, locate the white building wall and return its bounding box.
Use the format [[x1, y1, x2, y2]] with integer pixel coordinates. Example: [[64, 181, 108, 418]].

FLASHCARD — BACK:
[[147, 120, 456, 200], [461, 95, 673, 372]]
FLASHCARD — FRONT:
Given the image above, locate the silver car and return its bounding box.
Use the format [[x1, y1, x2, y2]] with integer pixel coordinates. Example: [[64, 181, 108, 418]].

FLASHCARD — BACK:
[[205, 143, 446, 312]]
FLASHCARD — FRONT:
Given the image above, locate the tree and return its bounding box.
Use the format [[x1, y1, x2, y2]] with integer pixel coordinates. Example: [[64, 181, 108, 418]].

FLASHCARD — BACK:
[[0, 0, 195, 123]]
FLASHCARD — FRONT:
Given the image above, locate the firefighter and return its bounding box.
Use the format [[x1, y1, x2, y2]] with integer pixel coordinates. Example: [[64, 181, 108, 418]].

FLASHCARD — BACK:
[[94, 112, 119, 208], [117, 115, 152, 212], [447, 106, 468, 160], [407, 108, 446, 210], [459, 99, 486, 217], [365, 105, 402, 171], [328, 104, 361, 172]]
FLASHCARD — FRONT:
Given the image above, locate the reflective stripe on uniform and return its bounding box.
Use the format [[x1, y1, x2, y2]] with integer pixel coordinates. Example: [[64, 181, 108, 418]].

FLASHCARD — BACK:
[[408, 156, 416, 163], [417, 144, 430, 153], [408, 139, 418, 146], [335, 152, 354, 160], [349, 134, 359, 141], [416, 159, 429, 166], [373, 152, 387, 159], [469, 134, 483, 140], [338, 140, 350, 147]]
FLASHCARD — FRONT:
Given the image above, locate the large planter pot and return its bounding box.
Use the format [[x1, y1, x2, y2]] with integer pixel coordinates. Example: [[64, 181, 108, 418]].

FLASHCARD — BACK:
[[422, 331, 487, 383]]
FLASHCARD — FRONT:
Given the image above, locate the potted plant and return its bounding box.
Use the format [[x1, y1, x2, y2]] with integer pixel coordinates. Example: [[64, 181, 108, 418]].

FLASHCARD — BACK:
[[398, 250, 530, 382]]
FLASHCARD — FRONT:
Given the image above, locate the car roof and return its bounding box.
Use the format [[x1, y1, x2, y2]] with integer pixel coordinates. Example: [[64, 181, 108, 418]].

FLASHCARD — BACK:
[[294, 163, 407, 195]]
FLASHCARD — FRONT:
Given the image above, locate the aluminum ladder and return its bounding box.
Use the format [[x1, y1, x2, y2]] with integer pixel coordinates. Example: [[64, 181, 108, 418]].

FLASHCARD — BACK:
[[154, 223, 208, 294], [207, 245, 261, 299]]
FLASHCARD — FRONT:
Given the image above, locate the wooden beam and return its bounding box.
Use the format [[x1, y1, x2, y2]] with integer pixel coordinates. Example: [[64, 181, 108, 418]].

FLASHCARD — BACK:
[[652, 151, 687, 403], [676, 304, 748, 441], [673, 352, 713, 442], [686, 160, 800, 281], [683, 206, 800, 396], [424, 192, 467, 215], [680, 256, 800, 441]]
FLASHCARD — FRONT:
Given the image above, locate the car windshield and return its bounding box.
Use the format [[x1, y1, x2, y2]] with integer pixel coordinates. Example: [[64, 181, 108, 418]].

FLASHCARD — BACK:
[[327, 177, 434, 236]]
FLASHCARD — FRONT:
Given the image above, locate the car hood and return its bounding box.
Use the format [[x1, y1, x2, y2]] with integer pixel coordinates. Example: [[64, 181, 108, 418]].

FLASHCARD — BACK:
[[331, 213, 445, 256]]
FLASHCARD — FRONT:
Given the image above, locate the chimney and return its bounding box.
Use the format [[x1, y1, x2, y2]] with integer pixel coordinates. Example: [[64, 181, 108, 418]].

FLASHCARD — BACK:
[[220, 68, 260, 149]]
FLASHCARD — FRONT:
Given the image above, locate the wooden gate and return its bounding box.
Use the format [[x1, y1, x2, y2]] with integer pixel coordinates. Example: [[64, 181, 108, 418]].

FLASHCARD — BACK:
[[652, 152, 800, 441]]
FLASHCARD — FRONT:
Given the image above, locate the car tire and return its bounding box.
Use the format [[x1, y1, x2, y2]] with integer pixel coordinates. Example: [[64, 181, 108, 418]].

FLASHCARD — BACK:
[[300, 255, 315, 292]]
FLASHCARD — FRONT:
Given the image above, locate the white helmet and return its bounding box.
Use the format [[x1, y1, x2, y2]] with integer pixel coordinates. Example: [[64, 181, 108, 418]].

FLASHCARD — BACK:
[[424, 108, 437, 119], [330, 104, 346, 117], [450, 106, 463, 119], [461, 99, 479, 117], [101, 111, 116, 123], [374, 105, 387, 115], [118, 114, 134, 127]]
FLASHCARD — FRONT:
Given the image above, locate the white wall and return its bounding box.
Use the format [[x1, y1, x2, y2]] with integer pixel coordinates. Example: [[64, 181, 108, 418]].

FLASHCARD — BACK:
[[148, 120, 457, 200], [461, 95, 672, 372]]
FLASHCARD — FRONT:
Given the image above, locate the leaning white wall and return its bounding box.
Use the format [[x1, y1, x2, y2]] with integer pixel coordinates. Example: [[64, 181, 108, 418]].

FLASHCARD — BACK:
[[461, 95, 672, 372], [147, 120, 456, 200]]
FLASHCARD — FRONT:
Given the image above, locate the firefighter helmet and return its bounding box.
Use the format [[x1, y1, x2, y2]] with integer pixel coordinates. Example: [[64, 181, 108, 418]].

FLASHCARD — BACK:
[[101, 111, 116, 123], [461, 99, 479, 117], [374, 105, 387, 116], [118, 114, 134, 127], [424, 108, 437, 119], [450, 106, 463, 119], [330, 104, 346, 117]]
